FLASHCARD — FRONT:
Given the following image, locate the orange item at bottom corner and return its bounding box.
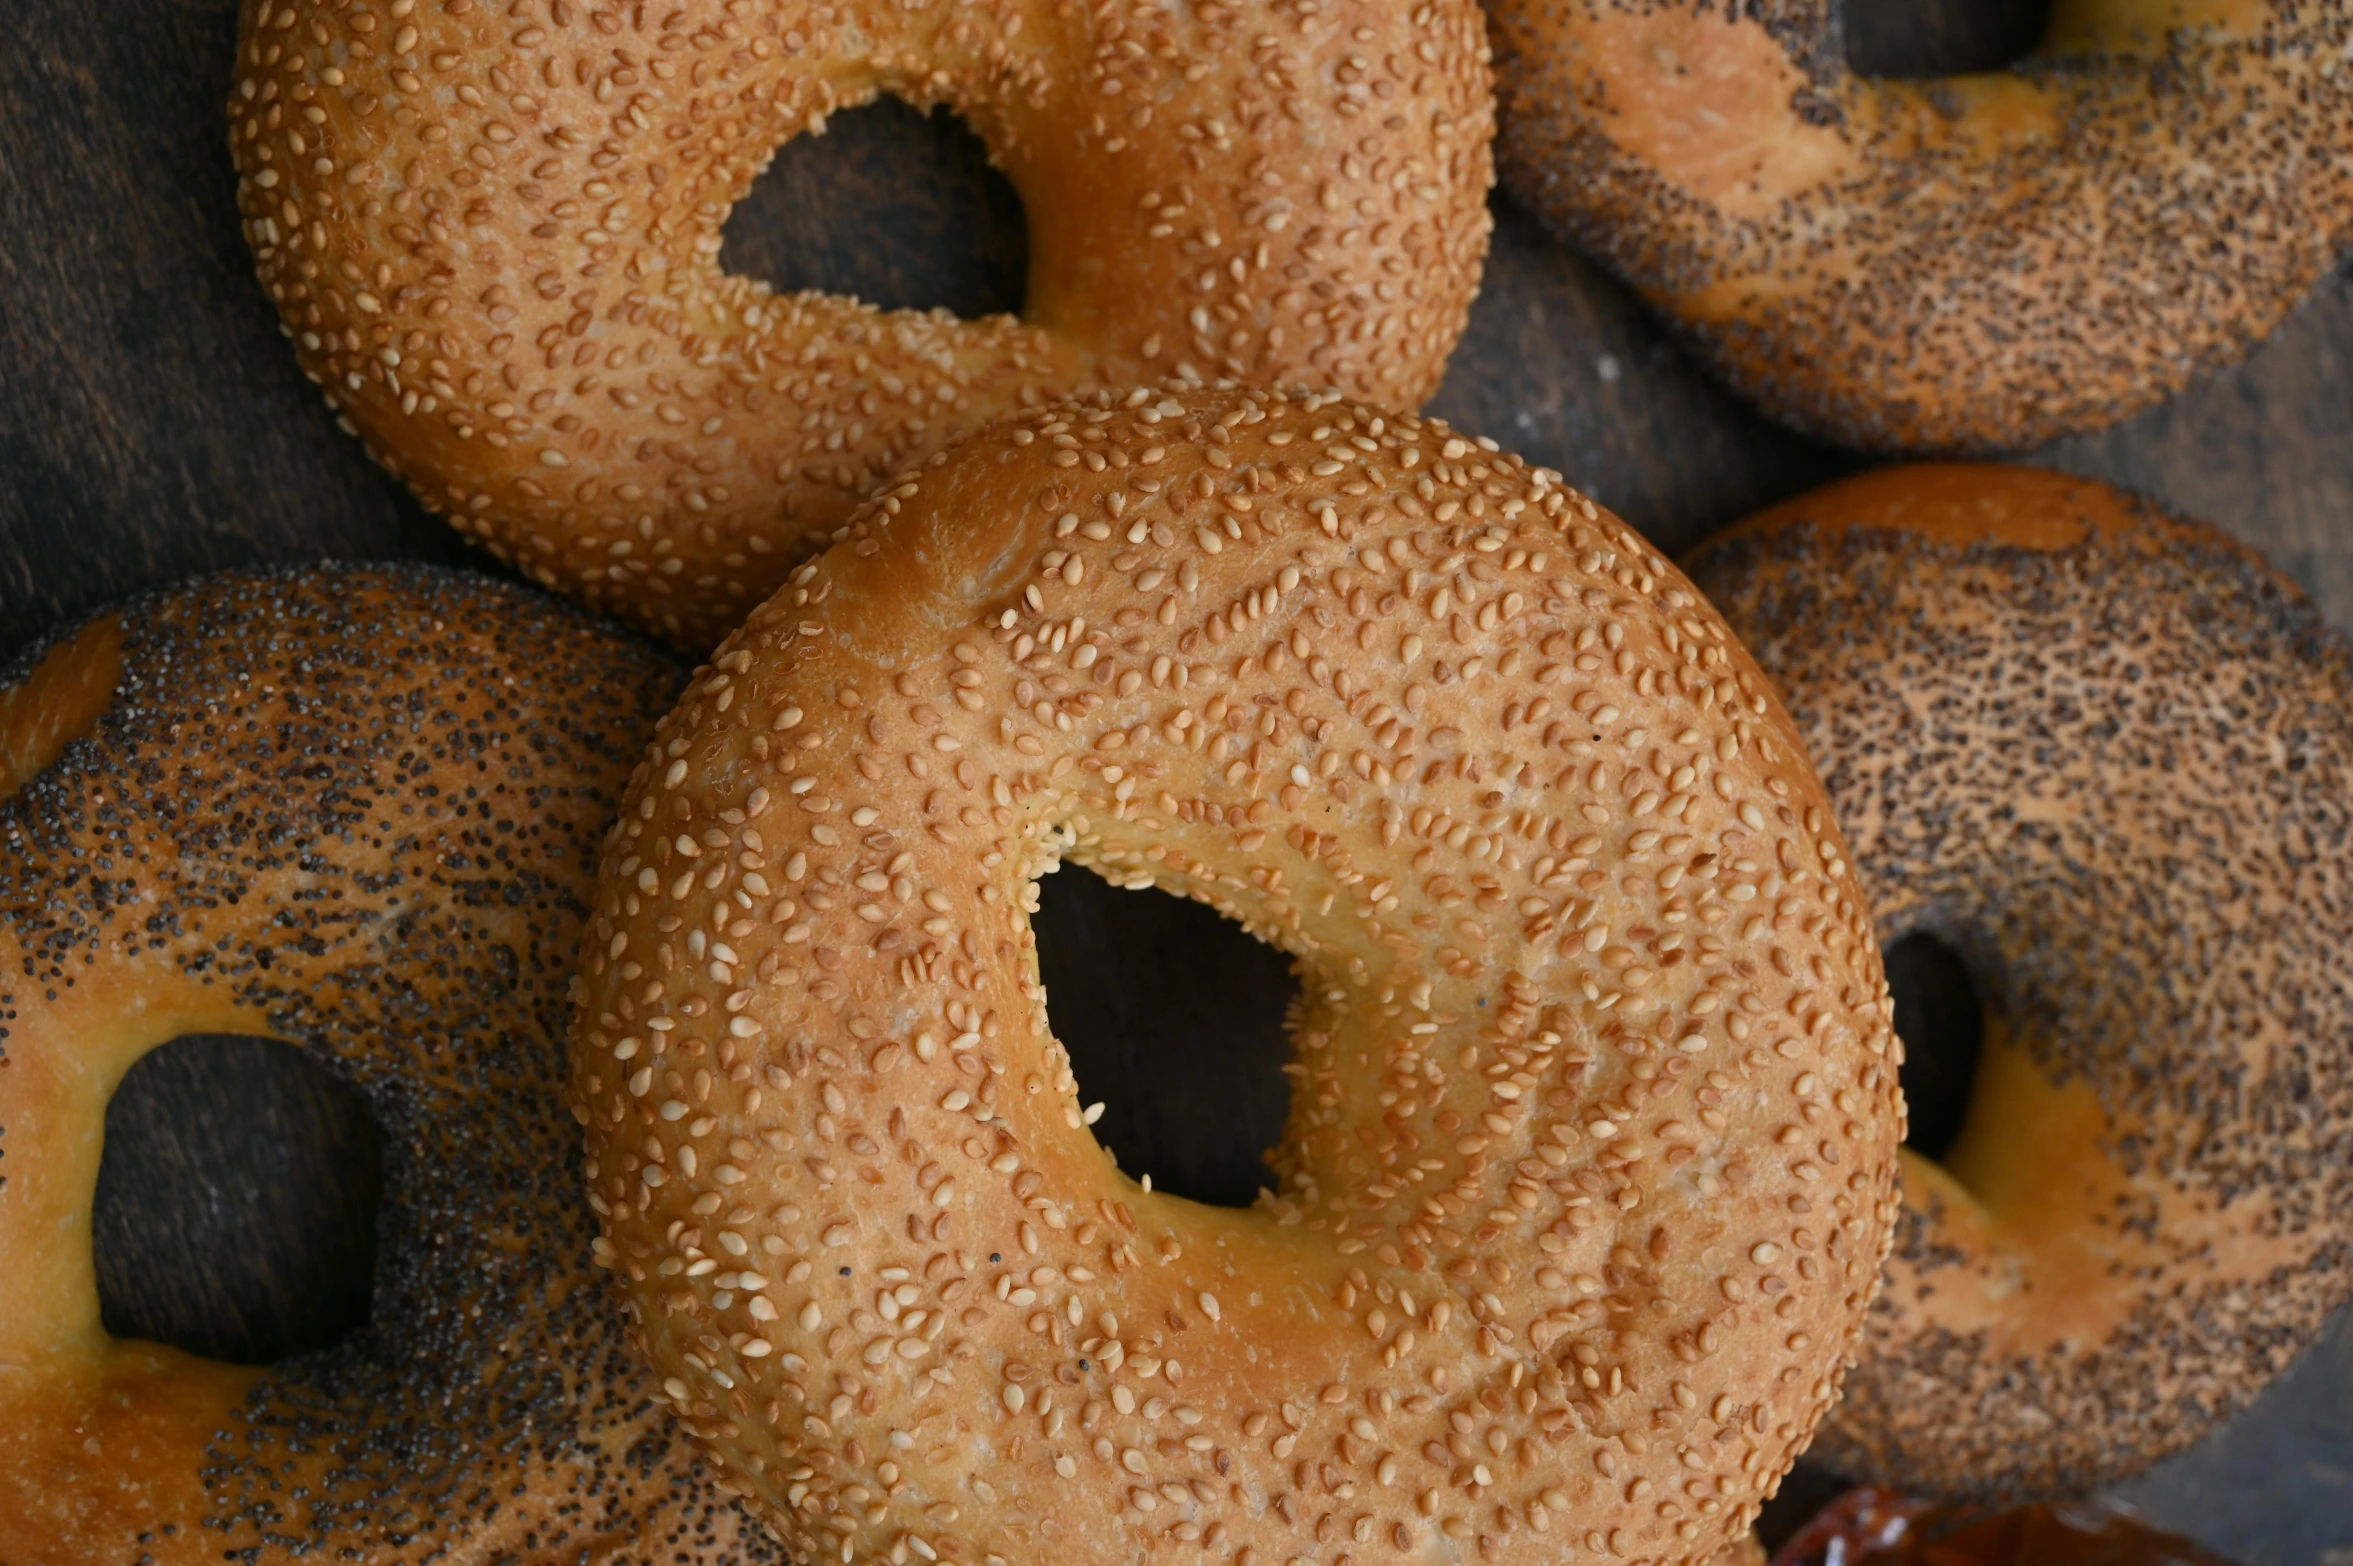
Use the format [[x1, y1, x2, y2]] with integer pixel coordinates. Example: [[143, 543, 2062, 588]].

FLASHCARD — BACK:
[[1771, 1490, 2236, 1566]]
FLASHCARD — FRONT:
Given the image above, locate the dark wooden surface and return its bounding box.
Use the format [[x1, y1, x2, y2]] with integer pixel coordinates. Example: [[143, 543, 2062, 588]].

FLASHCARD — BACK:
[[92, 1036, 383, 1363], [5, 0, 2351, 1560]]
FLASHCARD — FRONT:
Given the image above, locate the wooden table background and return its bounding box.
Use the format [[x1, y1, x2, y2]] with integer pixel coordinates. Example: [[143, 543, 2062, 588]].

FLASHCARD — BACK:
[[3, 1, 2349, 1559]]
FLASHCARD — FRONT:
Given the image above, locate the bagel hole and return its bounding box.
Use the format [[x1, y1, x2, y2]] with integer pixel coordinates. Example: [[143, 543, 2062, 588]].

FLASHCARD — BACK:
[[721, 97, 1028, 320], [1843, 0, 2051, 77], [1031, 865, 1298, 1209], [1755, 1461, 1857, 1554], [1883, 932, 1986, 1162], [93, 1034, 383, 1365]]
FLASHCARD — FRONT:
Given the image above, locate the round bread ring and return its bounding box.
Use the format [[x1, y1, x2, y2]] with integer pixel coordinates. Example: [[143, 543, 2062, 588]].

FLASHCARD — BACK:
[[569, 384, 1905, 1565], [0, 567, 777, 1564], [1686, 466, 2353, 1498], [1485, 0, 2353, 452], [229, 0, 1497, 651]]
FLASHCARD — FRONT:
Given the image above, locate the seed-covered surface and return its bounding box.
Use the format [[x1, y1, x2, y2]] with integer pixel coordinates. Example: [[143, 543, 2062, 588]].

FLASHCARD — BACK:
[[572, 384, 1904, 1566], [1687, 466, 2353, 1499], [0, 566, 780, 1564], [230, 0, 1497, 651], [1488, 0, 2353, 453]]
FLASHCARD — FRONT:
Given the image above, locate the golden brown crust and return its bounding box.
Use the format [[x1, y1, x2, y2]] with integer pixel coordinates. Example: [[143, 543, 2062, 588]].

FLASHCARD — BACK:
[[1488, 0, 2353, 453], [0, 567, 777, 1563], [1686, 466, 2353, 1498], [0, 615, 122, 803], [230, 0, 1496, 650], [570, 384, 1905, 1565]]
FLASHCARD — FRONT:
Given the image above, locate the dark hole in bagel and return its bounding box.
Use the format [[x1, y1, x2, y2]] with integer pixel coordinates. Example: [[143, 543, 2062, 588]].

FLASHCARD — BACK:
[[93, 1034, 383, 1365], [1842, 0, 2052, 78], [1031, 865, 1298, 1209], [721, 97, 1028, 321], [1883, 931, 1986, 1162], [1754, 1460, 1857, 1554]]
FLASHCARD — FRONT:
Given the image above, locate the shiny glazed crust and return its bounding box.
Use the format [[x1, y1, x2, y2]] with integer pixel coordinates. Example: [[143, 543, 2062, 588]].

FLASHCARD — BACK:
[[1687, 466, 2353, 1497], [1487, 0, 2353, 453], [570, 385, 1904, 1565], [0, 567, 777, 1563], [229, 0, 1496, 649]]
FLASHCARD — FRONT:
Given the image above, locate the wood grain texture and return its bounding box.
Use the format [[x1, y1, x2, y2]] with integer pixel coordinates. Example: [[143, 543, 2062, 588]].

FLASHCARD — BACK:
[[0, 0, 470, 644], [1031, 866, 1299, 1211], [1, 0, 2348, 1558], [91, 1035, 382, 1366]]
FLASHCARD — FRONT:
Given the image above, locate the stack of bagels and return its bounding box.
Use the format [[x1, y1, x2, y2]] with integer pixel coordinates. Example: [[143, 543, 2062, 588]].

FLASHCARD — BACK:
[[2, 1, 2347, 1563]]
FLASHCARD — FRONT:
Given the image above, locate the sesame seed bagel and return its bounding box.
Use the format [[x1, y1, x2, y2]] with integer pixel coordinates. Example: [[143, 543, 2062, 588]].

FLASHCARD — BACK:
[[0, 566, 777, 1563], [569, 384, 1905, 1566], [229, 0, 1497, 651], [1486, 0, 2353, 452], [1685, 466, 2353, 1498]]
